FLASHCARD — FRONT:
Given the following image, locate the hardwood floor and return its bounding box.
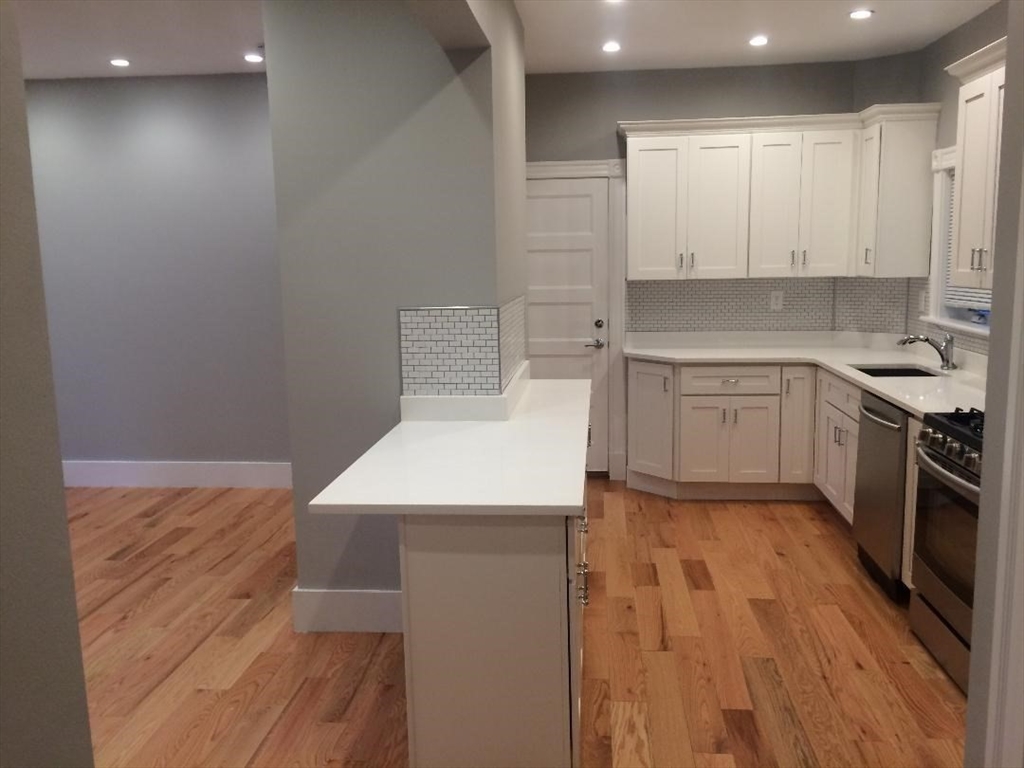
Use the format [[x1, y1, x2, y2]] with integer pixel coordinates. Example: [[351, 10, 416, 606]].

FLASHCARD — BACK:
[[581, 479, 967, 768], [67, 481, 965, 767]]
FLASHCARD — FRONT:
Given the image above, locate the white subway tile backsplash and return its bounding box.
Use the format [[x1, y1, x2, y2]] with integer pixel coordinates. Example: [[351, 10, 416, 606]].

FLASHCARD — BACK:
[[399, 307, 501, 396], [834, 277, 909, 333], [499, 296, 526, 391]]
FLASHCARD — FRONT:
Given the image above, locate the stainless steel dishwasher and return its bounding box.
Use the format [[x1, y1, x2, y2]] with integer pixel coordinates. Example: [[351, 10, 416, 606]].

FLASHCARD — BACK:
[[853, 392, 909, 600]]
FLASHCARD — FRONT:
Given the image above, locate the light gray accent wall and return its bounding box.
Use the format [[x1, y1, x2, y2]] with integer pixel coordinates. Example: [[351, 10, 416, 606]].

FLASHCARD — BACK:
[[468, 0, 527, 305], [965, 0, 1022, 762], [526, 62, 856, 161], [263, 0, 497, 590], [0, 3, 93, 765], [851, 51, 924, 111], [921, 0, 1009, 147], [25, 74, 289, 462]]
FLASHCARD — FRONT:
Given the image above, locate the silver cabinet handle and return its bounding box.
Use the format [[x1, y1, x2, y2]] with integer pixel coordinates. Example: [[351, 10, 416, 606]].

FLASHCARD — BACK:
[[970, 247, 977, 270], [838, 429, 846, 447], [864, 247, 871, 265], [790, 249, 796, 267], [663, 377, 668, 393], [679, 253, 685, 270], [833, 425, 839, 443], [690, 253, 695, 270], [979, 247, 988, 271], [584, 338, 605, 349], [721, 408, 726, 424], [576, 516, 588, 534], [802, 249, 808, 267], [785, 378, 791, 395], [733, 409, 738, 424], [722, 378, 739, 385]]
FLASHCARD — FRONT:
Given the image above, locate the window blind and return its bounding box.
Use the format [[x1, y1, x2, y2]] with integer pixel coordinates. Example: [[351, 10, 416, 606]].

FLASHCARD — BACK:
[[945, 170, 993, 309]]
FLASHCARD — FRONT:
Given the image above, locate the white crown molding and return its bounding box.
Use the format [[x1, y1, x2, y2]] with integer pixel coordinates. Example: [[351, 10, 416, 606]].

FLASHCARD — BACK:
[[859, 102, 942, 127], [946, 37, 1007, 83], [527, 159, 623, 179], [933, 146, 957, 171], [61, 460, 292, 488], [618, 104, 936, 137]]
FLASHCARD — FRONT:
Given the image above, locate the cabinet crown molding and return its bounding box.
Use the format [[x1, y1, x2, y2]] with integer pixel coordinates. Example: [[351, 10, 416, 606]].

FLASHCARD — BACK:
[[945, 37, 1007, 83], [618, 103, 939, 137]]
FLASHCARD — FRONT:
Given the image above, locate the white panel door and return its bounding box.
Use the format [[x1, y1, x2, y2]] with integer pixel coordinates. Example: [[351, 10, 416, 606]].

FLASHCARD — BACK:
[[728, 396, 781, 483], [626, 136, 687, 280], [749, 132, 802, 278], [627, 361, 675, 480], [821, 402, 847, 509], [527, 177, 610, 471], [856, 123, 882, 276], [951, 75, 992, 288], [677, 396, 730, 482], [686, 134, 751, 279], [779, 366, 816, 484], [982, 67, 1005, 290], [799, 130, 856, 277]]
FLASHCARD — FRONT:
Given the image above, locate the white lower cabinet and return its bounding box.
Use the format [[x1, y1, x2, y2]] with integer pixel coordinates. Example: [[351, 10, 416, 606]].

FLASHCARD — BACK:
[[814, 370, 861, 523], [677, 394, 780, 483], [627, 360, 675, 480], [779, 366, 816, 483]]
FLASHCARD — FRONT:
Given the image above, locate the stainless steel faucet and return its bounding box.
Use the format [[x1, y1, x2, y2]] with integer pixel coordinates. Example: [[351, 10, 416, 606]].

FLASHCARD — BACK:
[[897, 332, 958, 370]]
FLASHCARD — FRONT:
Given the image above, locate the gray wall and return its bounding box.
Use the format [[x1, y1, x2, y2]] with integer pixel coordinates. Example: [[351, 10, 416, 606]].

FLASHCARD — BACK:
[[26, 74, 289, 462], [0, 2, 94, 765], [263, 0, 498, 591], [526, 62, 857, 161], [921, 0, 1009, 146], [468, 0, 527, 304]]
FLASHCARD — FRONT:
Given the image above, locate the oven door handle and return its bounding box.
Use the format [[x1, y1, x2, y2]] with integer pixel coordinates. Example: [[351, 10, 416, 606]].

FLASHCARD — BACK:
[[916, 445, 981, 504]]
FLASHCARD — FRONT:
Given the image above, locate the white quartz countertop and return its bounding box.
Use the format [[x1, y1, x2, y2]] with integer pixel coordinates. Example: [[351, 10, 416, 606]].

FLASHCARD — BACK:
[[310, 379, 591, 516], [624, 333, 985, 420]]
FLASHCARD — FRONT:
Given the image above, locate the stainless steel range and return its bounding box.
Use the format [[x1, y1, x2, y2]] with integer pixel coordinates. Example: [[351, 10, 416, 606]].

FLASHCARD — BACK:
[[910, 407, 983, 693]]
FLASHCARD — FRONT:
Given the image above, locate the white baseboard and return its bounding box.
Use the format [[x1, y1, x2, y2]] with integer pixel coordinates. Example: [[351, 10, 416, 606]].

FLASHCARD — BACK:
[[62, 460, 292, 488], [291, 587, 403, 633], [626, 469, 824, 501]]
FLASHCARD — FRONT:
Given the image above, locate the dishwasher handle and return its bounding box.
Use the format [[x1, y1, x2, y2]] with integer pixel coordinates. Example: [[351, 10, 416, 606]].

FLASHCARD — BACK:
[[859, 404, 902, 431]]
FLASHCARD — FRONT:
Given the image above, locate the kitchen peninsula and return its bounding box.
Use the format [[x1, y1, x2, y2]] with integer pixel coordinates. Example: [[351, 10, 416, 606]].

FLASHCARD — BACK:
[[310, 377, 591, 768]]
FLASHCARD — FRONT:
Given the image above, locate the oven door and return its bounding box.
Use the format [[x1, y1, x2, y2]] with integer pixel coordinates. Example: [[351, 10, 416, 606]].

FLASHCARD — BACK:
[[913, 444, 979, 643]]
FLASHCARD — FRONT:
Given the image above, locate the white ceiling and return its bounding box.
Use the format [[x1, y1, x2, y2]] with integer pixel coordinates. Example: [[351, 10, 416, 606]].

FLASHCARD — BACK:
[[10, 0, 999, 80], [12, 0, 265, 79], [515, 0, 1000, 74]]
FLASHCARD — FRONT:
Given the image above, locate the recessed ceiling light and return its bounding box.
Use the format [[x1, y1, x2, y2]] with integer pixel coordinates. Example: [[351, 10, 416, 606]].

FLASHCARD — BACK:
[[749, 35, 768, 47], [849, 9, 874, 19], [606, 0, 624, 3], [109, 58, 130, 67], [602, 40, 621, 53], [244, 52, 264, 63]]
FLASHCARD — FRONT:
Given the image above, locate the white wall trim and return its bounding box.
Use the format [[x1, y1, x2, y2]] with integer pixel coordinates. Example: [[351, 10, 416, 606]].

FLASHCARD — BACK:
[[608, 175, 627, 481], [291, 587, 403, 633], [61, 460, 292, 488], [527, 159, 623, 179], [932, 146, 957, 172], [946, 37, 1007, 83], [618, 103, 940, 138]]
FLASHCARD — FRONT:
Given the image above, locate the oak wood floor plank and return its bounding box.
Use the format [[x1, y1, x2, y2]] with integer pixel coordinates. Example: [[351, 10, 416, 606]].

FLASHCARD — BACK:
[[689, 591, 752, 711], [608, 631, 646, 703], [610, 701, 654, 768], [697, 547, 773, 657], [681, 559, 715, 592], [651, 547, 701, 637], [741, 656, 818, 768], [671, 636, 730, 755], [721, 708, 778, 768], [634, 586, 668, 651], [582, 678, 614, 768], [609, 596, 641, 635], [693, 753, 736, 768], [641, 651, 696, 768]]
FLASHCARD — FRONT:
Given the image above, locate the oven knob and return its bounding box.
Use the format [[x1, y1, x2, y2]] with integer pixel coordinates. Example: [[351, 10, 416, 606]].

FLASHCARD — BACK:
[[964, 451, 981, 472], [929, 432, 947, 450], [918, 427, 933, 444], [944, 439, 962, 458]]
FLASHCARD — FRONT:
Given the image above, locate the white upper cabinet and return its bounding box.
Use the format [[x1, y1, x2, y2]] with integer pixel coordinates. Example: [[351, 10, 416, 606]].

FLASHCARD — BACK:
[[947, 37, 1006, 289], [856, 108, 939, 278], [798, 130, 857, 277], [749, 132, 802, 278], [685, 134, 751, 279], [626, 136, 687, 280]]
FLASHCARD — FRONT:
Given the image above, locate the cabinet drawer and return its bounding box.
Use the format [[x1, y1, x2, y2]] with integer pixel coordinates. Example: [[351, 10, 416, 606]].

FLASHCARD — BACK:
[[818, 369, 861, 420], [679, 365, 781, 395]]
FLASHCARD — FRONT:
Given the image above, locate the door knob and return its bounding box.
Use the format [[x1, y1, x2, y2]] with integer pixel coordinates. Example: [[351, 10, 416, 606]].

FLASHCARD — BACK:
[[594, 318, 604, 328], [584, 338, 606, 349]]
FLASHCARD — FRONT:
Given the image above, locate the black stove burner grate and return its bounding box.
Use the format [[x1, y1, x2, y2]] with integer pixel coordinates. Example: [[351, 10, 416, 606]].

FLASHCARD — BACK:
[[947, 407, 985, 438]]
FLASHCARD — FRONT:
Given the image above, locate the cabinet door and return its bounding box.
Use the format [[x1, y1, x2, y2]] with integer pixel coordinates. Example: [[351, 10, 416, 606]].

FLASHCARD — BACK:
[[627, 361, 675, 479], [798, 131, 856, 277], [677, 396, 730, 482], [627, 136, 687, 280], [819, 402, 846, 507], [813, 371, 828, 491], [566, 516, 585, 768], [840, 414, 859, 524], [779, 366, 815, 483], [729, 396, 781, 483], [749, 132, 802, 278], [981, 67, 1005, 290], [686, 134, 751, 279], [856, 123, 881, 276], [951, 75, 992, 288]]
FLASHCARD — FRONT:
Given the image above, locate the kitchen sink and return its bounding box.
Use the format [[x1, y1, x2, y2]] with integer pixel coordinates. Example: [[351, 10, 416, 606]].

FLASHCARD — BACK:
[[852, 365, 939, 377]]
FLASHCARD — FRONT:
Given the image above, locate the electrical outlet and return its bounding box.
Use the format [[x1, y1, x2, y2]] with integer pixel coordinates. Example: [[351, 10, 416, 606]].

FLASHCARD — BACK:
[[770, 290, 784, 311]]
